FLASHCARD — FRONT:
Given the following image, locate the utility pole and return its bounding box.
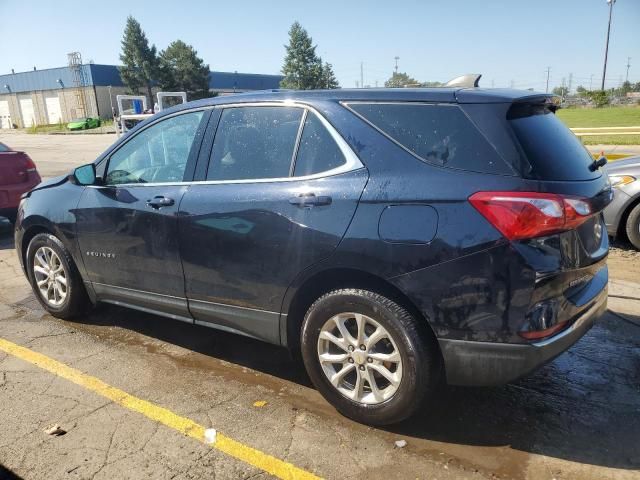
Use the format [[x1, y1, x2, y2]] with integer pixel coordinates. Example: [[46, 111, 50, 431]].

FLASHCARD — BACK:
[[568, 73, 573, 94], [510, 79, 514, 89], [394, 56, 399, 74], [601, 0, 616, 90], [545, 67, 551, 93], [626, 57, 632, 82], [589, 73, 594, 90], [360, 62, 364, 89]]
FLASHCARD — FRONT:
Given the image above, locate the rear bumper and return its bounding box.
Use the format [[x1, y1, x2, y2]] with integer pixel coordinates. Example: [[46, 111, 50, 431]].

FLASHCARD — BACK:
[[439, 282, 608, 386], [0, 176, 40, 210]]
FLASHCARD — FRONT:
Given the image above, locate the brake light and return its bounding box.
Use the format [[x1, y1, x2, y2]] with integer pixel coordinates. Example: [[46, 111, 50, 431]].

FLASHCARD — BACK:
[[22, 155, 37, 173], [469, 191, 593, 240]]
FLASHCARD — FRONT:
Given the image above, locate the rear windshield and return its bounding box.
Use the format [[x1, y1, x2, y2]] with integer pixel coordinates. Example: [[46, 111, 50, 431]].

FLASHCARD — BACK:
[[348, 103, 513, 175], [508, 105, 600, 181]]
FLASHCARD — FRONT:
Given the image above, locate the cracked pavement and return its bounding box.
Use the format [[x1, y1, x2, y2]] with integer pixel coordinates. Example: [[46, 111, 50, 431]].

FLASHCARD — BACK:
[[1, 133, 640, 479]]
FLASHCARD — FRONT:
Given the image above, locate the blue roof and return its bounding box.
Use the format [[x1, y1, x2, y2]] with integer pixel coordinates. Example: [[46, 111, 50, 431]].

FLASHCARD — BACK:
[[209, 71, 283, 91], [0, 64, 282, 94]]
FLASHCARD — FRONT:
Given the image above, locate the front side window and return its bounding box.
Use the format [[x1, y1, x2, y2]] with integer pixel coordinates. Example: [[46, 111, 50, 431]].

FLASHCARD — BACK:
[[207, 106, 303, 181], [293, 112, 346, 177], [105, 111, 204, 185]]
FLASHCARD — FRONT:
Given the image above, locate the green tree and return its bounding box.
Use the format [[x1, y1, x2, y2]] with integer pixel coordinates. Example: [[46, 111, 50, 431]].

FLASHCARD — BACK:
[[552, 85, 569, 97], [280, 22, 324, 89], [119, 16, 158, 104], [159, 40, 211, 99], [576, 85, 586, 94], [422, 80, 444, 87], [585, 90, 610, 108], [385, 72, 420, 88], [321, 62, 339, 89]]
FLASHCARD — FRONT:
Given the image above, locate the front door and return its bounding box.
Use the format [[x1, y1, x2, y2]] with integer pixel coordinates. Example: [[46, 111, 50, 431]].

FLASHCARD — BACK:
[[75, 109, 208, 319], [179, 105, 367, 343]]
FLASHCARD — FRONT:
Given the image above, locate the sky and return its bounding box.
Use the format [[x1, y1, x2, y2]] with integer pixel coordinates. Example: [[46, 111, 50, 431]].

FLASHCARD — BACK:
[[1, 0, 638, 91]]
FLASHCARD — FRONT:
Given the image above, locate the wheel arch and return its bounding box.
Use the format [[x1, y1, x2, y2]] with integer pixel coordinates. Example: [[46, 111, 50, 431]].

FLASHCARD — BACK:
[[283, 267, 441, 359]]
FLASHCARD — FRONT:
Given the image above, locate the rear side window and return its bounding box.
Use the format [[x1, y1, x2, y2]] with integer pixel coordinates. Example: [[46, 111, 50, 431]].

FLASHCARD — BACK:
[[294, 112, 346, 177], [0, 143, 8, 152], [508, 105, 600, 181], [207, 106, 303, 181], [348, 103, 511, 175]]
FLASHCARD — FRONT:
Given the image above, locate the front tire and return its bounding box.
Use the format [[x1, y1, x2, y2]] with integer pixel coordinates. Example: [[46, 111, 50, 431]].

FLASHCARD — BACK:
[[26, 233, 91, 319], [300, 289, 440, 425], [625, 203, 640, 251]]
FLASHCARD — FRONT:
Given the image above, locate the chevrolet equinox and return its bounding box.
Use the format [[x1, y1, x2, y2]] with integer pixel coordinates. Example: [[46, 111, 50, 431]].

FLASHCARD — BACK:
[[16, 87, 612, 425]]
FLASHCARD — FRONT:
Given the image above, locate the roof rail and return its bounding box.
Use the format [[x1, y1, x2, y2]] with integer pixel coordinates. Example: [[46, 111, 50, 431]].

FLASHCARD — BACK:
[[444, 74, 482, 88]]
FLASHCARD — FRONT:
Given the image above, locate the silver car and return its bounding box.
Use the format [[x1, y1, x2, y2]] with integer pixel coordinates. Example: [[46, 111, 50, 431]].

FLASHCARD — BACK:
[[604, 156, 640, 250]]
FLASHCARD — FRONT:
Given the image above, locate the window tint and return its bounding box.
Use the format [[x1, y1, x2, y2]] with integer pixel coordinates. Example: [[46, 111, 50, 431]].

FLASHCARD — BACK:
[[0, 143, 9, 152], [349, 103, 511, 175], [105, 111, 204, 185], [509, 106, 600, 181], [207, 107, 303, 181], [294, 112, 346, 176]]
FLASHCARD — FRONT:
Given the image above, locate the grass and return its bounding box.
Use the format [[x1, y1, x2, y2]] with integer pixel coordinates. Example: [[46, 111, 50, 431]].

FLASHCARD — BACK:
[[581, 135, 640, 146], [556, 106, 640, 128], [555, 106, 640, 145]]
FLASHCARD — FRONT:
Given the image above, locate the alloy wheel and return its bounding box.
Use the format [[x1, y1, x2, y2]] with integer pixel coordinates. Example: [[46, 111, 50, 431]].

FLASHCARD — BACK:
[[317, 312, 403, 404], [33, 246, 68, 307]]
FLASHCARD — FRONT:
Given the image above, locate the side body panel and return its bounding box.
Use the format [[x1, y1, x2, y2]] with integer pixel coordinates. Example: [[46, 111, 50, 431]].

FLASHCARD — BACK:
[[179, 169, 368, 344]]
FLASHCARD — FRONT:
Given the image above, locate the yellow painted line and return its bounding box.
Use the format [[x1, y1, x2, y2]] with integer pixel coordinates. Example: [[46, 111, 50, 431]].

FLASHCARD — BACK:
[[575, 132, 640, 136], [0, 337, 321, 480]]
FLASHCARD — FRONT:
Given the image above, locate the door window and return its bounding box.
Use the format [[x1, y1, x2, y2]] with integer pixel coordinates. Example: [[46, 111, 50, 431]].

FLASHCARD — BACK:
[[206, 106, 303, 181], [105, 111, 204, 185], [293, 112, 346, 177]]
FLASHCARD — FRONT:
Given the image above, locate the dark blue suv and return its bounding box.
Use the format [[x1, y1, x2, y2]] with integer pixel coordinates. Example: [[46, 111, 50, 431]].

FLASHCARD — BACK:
[[15, 87, 611, 425]]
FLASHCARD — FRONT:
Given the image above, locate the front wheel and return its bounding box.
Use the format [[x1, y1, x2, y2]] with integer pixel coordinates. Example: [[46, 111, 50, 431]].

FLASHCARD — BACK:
[[300, 289, 441, 425], [26, 233, 91, 319]]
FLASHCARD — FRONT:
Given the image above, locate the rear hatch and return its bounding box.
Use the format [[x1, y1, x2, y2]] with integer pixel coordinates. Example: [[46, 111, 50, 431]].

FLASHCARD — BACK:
[[0, 150, 37, 185], [467, 98, 612, 340]]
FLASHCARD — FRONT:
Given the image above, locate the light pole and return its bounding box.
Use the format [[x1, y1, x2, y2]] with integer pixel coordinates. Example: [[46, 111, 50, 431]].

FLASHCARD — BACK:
[[601, 0, 615, 91]]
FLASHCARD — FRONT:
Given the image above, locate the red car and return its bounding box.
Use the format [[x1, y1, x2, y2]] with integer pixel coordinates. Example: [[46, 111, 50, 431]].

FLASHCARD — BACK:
[[0, 142, 41, 223]]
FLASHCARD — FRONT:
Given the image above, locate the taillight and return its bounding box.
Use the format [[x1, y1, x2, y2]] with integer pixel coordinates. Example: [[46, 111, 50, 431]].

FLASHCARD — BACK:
[[22, 155, 37, 173], [469, 191, 593, 241]]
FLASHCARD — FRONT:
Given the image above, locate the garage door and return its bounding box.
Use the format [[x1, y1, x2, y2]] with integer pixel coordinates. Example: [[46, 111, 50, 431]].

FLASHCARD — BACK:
[[44, 94, 62, 124], [0, 101, 10, 129], [19, 98, 35, 128]]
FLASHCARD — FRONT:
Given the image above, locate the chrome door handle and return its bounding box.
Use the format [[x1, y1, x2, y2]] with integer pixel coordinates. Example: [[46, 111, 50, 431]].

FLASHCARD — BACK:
[[288, 193, 332, 207], [146, 196, 175, 209]]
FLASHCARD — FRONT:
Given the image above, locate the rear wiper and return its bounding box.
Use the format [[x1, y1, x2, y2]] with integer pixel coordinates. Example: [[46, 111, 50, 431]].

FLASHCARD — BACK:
[[589, 154, 607, 172]]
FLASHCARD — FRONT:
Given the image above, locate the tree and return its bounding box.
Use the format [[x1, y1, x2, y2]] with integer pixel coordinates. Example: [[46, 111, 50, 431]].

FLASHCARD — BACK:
[[159, 40, 210, 99], [119, 16, 158, 105], [585, 90, 610, 108], [385, 72, 420, 88], [576, 85, 586, 94], [280, 22, 325, 89], [552, 85, 569, 97], [422, 81, 444, 87], [321, 62, 339, 89]]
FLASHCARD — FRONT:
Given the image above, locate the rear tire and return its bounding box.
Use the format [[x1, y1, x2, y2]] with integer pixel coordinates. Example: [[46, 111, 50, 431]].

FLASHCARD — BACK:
[[626, 203, 640, 251], [26, 233, 91, 319], [300, 288, 440, 425]]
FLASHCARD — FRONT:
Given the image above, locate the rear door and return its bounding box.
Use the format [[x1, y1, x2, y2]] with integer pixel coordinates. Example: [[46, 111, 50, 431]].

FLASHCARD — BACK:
[[75, 109, 209, 319], [179, 104, 367, 344]]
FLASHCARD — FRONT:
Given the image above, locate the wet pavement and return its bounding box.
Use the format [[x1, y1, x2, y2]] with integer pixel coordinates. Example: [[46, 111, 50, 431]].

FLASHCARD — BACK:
[[0, 133, 639, 479], [1, 217, 639, 479]]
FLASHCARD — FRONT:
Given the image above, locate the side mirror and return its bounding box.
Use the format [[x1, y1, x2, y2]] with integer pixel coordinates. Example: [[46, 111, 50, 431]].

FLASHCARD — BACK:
[[71, 163, 97, 186]]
